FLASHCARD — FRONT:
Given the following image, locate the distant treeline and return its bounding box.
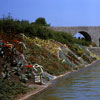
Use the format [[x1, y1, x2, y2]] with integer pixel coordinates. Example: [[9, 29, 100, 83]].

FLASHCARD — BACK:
[[0, 16, 90, 46]]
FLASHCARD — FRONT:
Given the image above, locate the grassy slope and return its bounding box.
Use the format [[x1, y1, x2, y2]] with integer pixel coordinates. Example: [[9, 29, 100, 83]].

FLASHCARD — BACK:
[[0, 33, 97, 100], [0, 17, 97, 100], [22, 36, 71, 76]]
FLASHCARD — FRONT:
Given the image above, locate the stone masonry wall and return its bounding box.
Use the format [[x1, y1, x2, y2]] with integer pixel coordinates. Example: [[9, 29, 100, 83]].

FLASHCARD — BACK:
[[50, 26, 100, 47]]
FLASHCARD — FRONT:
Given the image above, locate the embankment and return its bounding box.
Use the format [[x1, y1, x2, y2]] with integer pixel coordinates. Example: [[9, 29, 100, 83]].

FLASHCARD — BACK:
[[17, 60, 99, 100]]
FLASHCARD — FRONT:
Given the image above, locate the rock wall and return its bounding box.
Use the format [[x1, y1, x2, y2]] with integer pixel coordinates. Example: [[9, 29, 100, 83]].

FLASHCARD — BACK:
[[88, 47, 100, 57]]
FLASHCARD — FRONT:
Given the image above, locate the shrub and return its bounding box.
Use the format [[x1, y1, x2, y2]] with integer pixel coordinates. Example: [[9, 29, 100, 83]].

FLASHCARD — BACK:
[[0, 16, 90, 47], [35, 17, 47, 26], [0, 79, 29, 100], [63, 64, 71, 71]]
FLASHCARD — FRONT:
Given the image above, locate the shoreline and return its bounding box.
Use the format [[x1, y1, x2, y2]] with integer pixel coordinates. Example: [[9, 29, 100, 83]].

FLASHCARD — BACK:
[[16, 60, 99, 100]]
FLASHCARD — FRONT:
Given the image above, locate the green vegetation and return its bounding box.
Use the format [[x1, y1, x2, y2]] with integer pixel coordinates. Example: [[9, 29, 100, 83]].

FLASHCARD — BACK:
[[0, 15, 95, 76], [34, 17, 50, 26], [0, 79, 29, 100], [0, 15, 96, 100], [0, 15, 90, 46], [23, 38, 71, 76]]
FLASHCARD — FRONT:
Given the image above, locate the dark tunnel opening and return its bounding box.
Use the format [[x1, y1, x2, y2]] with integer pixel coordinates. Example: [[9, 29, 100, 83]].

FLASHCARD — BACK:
[[77, 31, 92, 42]]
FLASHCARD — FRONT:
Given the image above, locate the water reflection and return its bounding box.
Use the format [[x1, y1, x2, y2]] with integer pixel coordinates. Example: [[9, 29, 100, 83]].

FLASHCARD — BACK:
[[28, 62, 100, 100]]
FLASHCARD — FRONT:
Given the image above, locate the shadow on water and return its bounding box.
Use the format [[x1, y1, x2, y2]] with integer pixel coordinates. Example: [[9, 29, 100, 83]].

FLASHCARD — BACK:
[[28, 61, 100, 100]]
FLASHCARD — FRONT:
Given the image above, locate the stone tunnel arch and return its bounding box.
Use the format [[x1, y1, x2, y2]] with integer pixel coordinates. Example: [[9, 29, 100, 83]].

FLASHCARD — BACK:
[[50, 26, 100, 47], [77, 31, 92, 42]]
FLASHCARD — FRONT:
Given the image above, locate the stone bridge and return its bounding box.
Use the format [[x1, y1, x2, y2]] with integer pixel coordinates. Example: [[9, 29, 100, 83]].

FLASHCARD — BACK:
[[50, 26, 100, 47]]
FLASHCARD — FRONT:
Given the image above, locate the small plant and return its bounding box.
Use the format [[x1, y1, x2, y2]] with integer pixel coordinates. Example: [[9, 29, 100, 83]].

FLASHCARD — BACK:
[[63, 64, 70, 70], [33, 57, 37, 63], [33, 50, 37, 56], [52, 62, 59, 69], [42, 51, 48, 57]]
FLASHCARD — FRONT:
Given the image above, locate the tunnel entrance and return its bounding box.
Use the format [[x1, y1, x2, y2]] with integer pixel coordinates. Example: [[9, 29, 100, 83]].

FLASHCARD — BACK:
[[74, 31, 92, 42]]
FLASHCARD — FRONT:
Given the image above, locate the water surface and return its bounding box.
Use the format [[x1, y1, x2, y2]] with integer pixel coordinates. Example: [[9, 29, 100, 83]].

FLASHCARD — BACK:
[[28, 61, 100, 100]]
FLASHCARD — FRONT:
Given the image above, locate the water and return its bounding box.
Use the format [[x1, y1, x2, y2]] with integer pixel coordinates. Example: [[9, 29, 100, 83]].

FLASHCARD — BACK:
[[28, 61, 100, 100]]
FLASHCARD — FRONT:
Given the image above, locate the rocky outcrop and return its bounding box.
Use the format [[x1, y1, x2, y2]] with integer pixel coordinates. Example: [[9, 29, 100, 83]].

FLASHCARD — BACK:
[[88, 47, 100, 57]]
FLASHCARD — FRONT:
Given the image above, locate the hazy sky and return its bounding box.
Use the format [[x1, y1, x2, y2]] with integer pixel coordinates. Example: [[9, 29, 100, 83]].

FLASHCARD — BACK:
[[0, 0, 100, 26]]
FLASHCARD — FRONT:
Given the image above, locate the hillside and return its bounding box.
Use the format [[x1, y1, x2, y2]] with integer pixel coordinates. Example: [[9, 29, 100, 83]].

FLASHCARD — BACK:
[[0, 33, 97, 100], [0, 17, 98, 100]]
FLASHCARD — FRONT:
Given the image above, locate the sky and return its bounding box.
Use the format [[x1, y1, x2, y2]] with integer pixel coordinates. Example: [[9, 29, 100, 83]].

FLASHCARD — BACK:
[[0, 0, 100, 26], [74, 33, 84, 39]]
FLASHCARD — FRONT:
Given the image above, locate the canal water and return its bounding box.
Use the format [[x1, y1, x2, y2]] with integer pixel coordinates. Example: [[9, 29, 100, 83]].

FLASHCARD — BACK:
[[29, 61, 100, 100]]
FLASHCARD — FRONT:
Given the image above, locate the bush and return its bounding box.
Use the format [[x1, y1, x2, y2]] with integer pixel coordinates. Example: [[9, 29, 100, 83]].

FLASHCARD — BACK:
[[0, 79, 29, 100], [35, 17, 47, 26], [0, 16, 90, 47]]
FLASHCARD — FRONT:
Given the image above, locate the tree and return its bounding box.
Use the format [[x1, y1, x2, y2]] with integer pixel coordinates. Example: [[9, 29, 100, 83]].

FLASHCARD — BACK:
[[35, 17, 48, 26]]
